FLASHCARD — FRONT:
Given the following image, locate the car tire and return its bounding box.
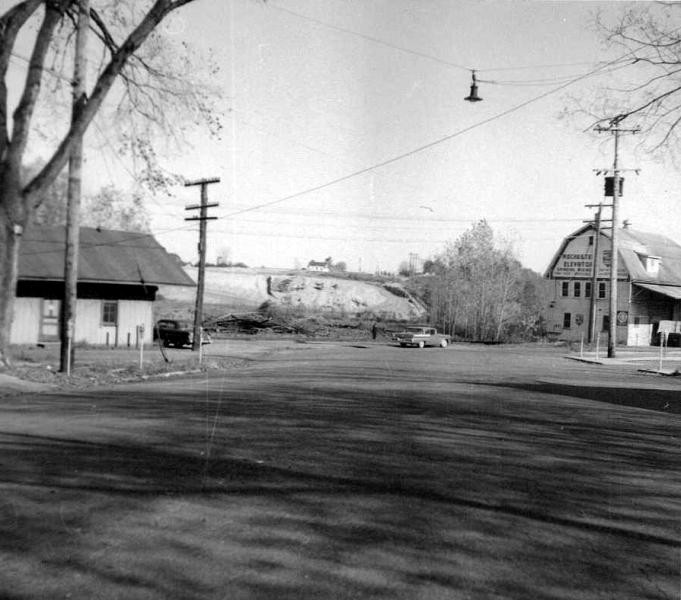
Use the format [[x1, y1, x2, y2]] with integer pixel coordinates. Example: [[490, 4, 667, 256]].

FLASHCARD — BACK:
[[400, 343, 406, 348], [418, 340, 425, 349], [440, 339, 448, 348]]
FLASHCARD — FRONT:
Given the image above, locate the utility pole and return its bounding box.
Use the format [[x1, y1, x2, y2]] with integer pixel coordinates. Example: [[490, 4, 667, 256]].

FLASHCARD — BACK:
[[60, 0, 89, 374], [583, 204, 609, 344], [595, 116, 639, 358], [184, 178, 219, 351]]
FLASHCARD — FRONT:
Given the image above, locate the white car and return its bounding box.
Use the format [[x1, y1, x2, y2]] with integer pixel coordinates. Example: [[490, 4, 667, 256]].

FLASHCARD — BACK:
[[395, 327, 451, 348]]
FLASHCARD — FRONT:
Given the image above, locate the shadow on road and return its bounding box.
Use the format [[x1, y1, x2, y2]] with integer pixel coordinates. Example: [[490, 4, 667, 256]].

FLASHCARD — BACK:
[[0, 371, 679, 599], [500, 380, 681, 414]]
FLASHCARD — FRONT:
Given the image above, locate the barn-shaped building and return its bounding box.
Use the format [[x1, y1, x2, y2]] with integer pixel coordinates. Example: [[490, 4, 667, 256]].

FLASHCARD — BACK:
[[544, 224, 681, 346], [11, 226, 194, 346]]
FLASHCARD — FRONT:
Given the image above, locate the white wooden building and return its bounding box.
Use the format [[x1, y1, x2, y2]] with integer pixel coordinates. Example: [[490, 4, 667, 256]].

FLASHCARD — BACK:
[[11, 226, 194, 346]]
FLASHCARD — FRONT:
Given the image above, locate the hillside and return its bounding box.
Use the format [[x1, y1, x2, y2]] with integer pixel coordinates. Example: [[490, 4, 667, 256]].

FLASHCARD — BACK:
[[157, 267, 426, 321]]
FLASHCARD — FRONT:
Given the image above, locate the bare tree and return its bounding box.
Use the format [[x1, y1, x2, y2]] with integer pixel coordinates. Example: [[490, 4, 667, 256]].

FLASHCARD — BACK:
[[0, 0, 202, 366], [590, 3, 681, 155]]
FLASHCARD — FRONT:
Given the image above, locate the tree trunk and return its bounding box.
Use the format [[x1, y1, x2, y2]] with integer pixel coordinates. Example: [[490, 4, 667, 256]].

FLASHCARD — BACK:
[[0, 184, 23, 368]]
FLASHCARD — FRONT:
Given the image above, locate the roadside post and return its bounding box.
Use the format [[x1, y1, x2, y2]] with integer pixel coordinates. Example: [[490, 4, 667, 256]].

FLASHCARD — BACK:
[[198, 326, 204, 365], [66, 318, 74, 376], [580, 332, 584, 358], [138, 324, 145, 371], [595, 332, 600, 360]]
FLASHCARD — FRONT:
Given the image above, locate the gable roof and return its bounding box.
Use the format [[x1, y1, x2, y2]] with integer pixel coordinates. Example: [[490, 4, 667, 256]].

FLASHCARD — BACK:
[[607, 227, 681, 285], [545, 224, 681, 285], [19, 226, 194, 287]]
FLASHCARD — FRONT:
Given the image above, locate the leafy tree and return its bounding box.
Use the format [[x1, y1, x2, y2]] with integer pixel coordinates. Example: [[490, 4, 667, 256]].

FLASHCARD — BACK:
[[81, 185, 150, 232], [417, 220, 541, 342], [0, 0, 208, 366]]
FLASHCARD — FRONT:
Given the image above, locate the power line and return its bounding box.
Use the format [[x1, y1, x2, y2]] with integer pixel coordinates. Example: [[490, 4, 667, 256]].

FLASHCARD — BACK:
[[224, 51, 630, 220], [270, 4, 472, 72], [269, 3, 635, 78]]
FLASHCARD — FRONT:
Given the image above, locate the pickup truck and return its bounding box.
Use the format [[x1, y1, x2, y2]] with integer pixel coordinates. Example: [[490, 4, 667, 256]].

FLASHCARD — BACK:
[[154, 319, 211, 348], [395, 326, 451, 348]]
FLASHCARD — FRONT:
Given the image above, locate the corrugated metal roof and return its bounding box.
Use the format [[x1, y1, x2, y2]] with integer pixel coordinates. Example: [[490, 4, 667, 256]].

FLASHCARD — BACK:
[[19, 226, 195, 287]]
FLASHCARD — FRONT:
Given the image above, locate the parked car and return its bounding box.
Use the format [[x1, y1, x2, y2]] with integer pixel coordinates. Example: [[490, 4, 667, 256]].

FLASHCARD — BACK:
[[394, 326, 451, 348], [154, 319, 211, 348]]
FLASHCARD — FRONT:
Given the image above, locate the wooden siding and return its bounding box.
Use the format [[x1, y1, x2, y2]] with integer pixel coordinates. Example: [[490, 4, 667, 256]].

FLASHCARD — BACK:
[[75, 299, 152, 346], [10, 298, 41, 344], [11, 298, 154, 346]]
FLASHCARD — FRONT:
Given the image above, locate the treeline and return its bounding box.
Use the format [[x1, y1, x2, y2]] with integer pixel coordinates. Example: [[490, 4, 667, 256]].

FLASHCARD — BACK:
[[409, 220, 549, 343]]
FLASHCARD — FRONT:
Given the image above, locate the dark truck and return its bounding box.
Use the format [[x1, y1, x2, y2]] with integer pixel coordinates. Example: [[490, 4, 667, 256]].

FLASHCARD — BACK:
[[154, 319, 211, 348]]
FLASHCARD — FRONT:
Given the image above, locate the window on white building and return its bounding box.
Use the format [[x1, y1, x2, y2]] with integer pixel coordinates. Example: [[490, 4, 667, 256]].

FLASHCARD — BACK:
[[585, 282, 591, 297], [102, 301, 118, 326], [598, 282, 607, 299], [561, 281, 569, 296], [574, 282, 581, 297], [563, 313, 571, 329]]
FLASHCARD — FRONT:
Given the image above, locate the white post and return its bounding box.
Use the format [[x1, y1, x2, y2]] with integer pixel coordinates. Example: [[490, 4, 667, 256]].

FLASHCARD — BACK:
[[66, 318, 74, 376], [198, 326, 204, 365], [659, 332, 664, 372], [66, 333, 72, 376], [138, 324, 145, 371], [595, 332, 600, 360], [580, 332, 584, 358]]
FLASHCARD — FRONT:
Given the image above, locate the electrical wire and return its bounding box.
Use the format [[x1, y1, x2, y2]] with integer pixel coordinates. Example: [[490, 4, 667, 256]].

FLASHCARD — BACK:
[[223, 50, 631, 220], [269, 3, 638, 80], [269, 3, 473, 72]]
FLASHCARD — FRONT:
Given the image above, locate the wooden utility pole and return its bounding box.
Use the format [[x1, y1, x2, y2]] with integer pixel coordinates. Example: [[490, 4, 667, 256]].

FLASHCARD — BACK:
[[60, 0, 89, 374], [184, 177, 219, 351], [595, 117, 639, 358], [583, 204, 608, 344]]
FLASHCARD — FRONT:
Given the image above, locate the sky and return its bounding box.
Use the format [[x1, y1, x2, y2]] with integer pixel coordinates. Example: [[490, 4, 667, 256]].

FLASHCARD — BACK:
[[6, 0, 681, 274]]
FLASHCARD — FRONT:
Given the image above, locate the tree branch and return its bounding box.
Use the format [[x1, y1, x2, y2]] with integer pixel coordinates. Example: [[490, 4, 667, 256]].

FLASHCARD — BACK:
[[7, 1, 69, 171], [0, 0, 42, 161], [24, 0, 197, 202]]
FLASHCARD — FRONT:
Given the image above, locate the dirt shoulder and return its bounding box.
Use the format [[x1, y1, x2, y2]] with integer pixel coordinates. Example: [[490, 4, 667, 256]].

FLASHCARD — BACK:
[[1, 335, 349, 396]]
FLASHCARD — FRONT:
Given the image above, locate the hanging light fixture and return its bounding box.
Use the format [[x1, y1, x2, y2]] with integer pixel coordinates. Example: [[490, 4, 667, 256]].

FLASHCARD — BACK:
[[464, 70, 482, 102]]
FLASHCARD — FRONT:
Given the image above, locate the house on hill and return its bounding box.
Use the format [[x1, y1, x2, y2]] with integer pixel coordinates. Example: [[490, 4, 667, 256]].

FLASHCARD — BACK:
[[307, 259, 329, 272], [545, 223, 681, 346], [11, 226, 194, 346]]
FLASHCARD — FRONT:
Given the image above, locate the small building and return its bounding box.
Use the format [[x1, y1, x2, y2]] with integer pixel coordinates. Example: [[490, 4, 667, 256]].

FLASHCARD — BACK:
[[307, 260, 329, 272], [11, 226, 194, 346], [545, 224, 681, 346]]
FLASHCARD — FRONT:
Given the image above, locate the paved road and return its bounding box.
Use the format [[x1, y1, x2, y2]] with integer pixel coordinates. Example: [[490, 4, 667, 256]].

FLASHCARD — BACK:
[[1, 342, 679, 599]]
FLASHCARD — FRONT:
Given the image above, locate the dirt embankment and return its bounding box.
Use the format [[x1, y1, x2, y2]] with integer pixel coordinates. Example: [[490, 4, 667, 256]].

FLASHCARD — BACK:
[[159, 267, 426, 321]]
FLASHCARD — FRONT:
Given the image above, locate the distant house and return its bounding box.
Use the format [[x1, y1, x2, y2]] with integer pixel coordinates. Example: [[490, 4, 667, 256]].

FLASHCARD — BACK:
[[11, 226, 194, 346], [545, 223, 681, 345], [307, 260, 329, 272]]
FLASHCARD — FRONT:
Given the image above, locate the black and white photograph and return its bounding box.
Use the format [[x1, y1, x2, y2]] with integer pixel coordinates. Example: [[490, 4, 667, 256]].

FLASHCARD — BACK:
[[0, 1, 679, 598]]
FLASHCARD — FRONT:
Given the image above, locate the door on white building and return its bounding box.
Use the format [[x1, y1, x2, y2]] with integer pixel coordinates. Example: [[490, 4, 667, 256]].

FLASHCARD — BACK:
[[40, 299, 60, 341]]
